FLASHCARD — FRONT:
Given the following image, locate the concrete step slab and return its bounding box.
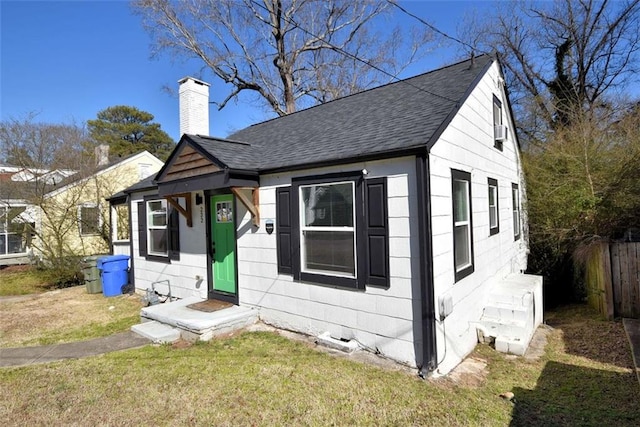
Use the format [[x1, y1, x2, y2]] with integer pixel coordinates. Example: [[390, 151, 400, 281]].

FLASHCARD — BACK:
[[131, 321, 181, 343]]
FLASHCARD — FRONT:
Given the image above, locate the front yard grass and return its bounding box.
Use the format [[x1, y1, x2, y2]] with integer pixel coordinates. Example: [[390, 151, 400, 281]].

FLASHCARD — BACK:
[[1, 304, 638, 426], [0, 285, 142, 347], [0, 265, 56, 296]]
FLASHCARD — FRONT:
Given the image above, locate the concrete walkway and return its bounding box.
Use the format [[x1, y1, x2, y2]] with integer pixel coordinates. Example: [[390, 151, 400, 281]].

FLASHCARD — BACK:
[[2, 315, 640, 382], [0, 332, 150, 368]]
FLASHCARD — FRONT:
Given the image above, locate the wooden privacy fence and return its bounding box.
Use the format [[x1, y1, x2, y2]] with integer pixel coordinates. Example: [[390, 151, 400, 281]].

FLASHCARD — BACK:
[[584, 242, 640, 319]]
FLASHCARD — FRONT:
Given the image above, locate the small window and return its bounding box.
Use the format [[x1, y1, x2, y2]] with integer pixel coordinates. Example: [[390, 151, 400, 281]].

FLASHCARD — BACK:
[[147, 199, 168, 256], [488, 178, 499, 236], [114, 204, 130, 241], [452, 170, 474, 281], [139, 163, 153, 180], [512, 183, 521, 240], [493, 95, 504, 151], [79, 204, 101, 236], [299, 181, 355, 277]]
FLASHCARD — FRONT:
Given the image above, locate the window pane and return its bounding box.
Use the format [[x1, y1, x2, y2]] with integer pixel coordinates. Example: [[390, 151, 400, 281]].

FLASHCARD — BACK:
[[149, 229, 167, 255], [216, 201, 233, 223], [115, 205, 130, 240], [489, 186, 497, 228], [148, 199, 167, 227], [453, 180, 468, 222], [490, 208, 497, 228], [302, 183, 353, 227], [303, 230, 355, 275], [81, 206, 100, 235], [7, 234, 25, 253], [0, 235, 5, 255], [454, 225, 470, 270], [494, 102, 502, 126]]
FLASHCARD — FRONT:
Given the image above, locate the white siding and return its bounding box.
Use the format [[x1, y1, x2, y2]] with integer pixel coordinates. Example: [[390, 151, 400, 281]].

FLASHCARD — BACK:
[[237, 157, 422, 367], [428, 61, 528, 374], [127, 60, 528, 374], [130, 190, 209, 299]]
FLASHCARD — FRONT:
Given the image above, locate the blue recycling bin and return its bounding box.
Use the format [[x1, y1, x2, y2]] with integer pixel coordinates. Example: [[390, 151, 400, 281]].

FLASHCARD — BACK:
[[97, 255, 130, 297]]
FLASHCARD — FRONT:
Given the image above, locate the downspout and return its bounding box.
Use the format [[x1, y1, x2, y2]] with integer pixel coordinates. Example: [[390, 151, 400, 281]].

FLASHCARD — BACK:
[[108, 201, 114, 255], [126, 195, 134, 288], [416, 152, 438, 376]]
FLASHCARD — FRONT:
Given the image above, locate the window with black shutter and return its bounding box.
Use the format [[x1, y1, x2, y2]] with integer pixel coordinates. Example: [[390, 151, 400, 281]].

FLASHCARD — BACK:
[[138, 197, 180, 262], [275, 173, 389, 290]]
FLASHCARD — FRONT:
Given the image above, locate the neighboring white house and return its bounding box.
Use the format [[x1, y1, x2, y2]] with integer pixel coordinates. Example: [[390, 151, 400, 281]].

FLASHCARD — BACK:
[[121, 55, 542, 376]]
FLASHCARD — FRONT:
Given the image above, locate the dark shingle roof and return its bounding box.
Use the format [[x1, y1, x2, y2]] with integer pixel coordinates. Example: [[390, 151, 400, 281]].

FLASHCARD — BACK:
[[190, 54, 493, 172], [121, 175, 157, 194]]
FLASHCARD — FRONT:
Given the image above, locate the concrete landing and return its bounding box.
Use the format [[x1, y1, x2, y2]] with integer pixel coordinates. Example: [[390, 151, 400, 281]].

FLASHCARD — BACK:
[[137, 297, 258, 342]]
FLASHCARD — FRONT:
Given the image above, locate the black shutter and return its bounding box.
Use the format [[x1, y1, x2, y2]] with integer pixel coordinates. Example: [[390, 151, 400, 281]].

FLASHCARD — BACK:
[[276, 186, 292, 274], [365, 178, 389, 287], [137, 202, 147, 257], [168, 205, 180, 261]]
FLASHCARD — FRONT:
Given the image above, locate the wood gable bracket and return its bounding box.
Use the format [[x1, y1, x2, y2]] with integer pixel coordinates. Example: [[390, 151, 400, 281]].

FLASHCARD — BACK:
[[231, 187, 260, 227], [165, 193, 192, 228]]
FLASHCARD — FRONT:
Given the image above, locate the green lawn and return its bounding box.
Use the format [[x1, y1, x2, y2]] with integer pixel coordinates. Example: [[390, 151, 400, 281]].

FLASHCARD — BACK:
[[0, 266, 55, 296], [1, 305, 638, 426]]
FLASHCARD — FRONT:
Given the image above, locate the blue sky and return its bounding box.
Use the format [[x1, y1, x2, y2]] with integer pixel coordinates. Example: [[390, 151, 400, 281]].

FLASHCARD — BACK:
[[1, 0, 493, 141]]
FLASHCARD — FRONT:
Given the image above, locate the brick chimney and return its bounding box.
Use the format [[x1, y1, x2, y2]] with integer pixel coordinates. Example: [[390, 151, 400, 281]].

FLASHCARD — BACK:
[[178, 76, 210, 137]]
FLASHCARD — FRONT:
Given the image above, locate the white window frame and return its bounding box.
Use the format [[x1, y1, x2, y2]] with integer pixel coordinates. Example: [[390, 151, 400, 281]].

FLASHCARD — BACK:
[[298, 180, 357, 279], [78, 203, 101, 236], [488, 178, 499, 236], [493, 95, 504, 150], [452, 170, 474, 282], [146, 199, 168, 257], [111, 204, 130, 243], [0, 205, 30, 256], [512, 183, 521, 240]]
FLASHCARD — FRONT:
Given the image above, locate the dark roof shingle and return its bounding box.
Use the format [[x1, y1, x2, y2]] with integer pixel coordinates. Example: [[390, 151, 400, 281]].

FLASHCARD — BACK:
[[192, 54, 493, 172]]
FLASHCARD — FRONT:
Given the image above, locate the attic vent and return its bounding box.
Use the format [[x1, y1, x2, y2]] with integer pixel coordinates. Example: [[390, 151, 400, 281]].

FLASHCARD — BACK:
[[494, 125, 508, 142]]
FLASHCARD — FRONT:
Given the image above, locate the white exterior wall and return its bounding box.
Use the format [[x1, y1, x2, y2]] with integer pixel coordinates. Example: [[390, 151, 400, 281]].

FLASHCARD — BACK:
[[236, 157, 423, 367], [428, 61, 528, 374], [130, 190, 209, 300]]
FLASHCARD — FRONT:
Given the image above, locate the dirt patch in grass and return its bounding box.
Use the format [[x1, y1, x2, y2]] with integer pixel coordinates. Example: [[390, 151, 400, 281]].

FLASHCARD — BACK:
[[0, 285, 143, 347], [546, 304, 632, 368]]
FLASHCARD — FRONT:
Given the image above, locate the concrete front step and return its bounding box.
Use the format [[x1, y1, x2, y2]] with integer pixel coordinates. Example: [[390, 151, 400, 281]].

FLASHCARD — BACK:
[[131, 321, 181, 343], [137, 297, 258, 342]]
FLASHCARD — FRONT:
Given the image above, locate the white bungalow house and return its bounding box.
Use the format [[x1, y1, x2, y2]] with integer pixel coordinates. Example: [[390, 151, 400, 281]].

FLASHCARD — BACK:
[[122, 55, 542, 376]]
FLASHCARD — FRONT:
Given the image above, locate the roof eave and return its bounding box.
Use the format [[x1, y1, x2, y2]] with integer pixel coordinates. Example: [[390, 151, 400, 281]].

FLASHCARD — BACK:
[[259, 145, 428, 175]]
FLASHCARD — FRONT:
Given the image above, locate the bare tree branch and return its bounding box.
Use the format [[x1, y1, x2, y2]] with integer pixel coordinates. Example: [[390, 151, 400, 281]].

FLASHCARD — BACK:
[[132, 0, 434, 117]]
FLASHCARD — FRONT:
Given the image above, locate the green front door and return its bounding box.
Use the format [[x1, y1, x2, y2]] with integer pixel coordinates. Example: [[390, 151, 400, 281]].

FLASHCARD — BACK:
[[211, 194, 236, 294]]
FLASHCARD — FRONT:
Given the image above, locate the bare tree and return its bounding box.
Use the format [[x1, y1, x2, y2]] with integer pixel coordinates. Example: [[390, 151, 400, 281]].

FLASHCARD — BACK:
[[0, 117, 113, 282], [132, 0, 433, 116], [464, 0, 640, 140]]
